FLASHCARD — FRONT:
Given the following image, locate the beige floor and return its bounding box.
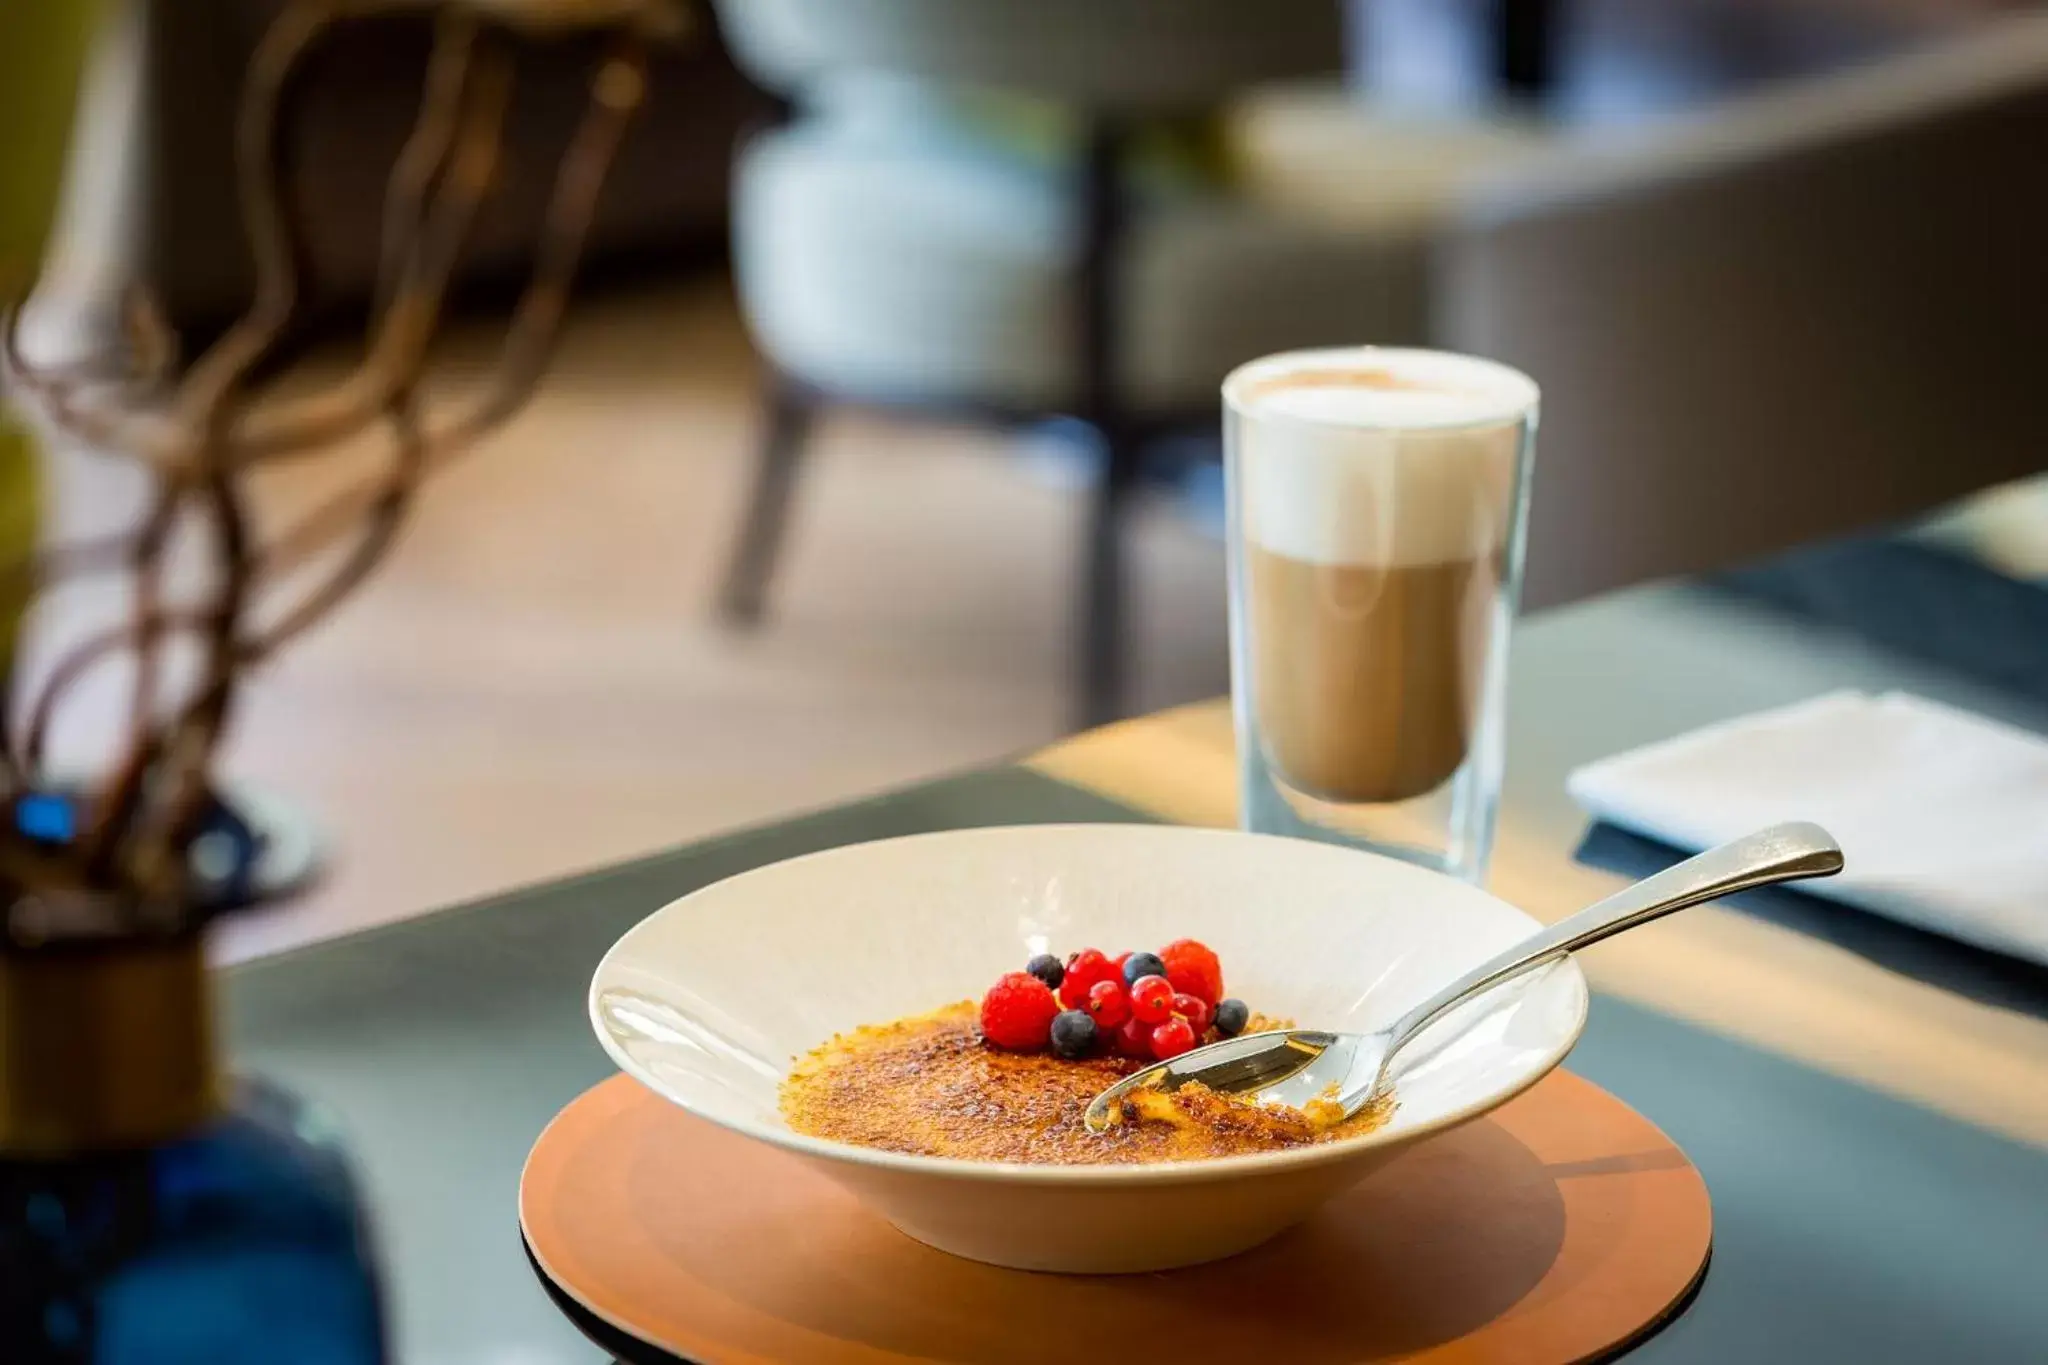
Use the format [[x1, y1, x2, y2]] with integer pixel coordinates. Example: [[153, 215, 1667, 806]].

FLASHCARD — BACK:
[[30, 278, 1230, 962]]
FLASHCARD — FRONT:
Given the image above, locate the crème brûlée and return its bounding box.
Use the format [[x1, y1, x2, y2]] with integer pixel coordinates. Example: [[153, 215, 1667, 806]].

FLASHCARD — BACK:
[[780, 1002, 1393, 1164]]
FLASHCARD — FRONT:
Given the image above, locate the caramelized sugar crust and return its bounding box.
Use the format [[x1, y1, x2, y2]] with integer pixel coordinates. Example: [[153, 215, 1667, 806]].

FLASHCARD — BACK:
[[781, 1002, 1392, 1165]]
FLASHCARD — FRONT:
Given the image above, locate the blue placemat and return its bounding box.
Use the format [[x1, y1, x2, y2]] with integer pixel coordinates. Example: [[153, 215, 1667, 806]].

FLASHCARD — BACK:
[[1712, 536, 2048, 705]]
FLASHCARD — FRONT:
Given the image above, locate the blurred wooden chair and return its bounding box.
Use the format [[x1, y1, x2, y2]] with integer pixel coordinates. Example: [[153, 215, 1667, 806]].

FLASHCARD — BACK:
[[707, 0, 1535, 725]]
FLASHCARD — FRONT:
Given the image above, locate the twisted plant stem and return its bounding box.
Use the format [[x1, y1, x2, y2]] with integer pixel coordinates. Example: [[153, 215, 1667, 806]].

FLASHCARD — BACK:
[[0, 1, 655, 906]]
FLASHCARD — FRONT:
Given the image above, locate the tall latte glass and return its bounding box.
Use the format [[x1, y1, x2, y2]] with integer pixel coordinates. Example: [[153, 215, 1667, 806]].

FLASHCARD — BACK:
[[1224, 348, 1537, 882]]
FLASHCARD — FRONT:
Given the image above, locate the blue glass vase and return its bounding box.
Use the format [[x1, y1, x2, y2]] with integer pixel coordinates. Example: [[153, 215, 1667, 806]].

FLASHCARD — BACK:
[[2, 1081, 388, 1364], [0, 925, 388, 1364]]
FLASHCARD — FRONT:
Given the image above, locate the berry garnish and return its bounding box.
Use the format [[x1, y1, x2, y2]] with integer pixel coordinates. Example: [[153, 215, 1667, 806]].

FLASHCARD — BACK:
[[992, 942, 1247, 1061], [1150, 1016, 1196, 1060], [979, 972, 1060, 1050], [1128, 974, 1173, 1024], [1121, 951, 1166, 986], [1050, 1009, 1098, 1060], [1114, 1015, 1155, 1058], [1086, 979, 1131, 1029], [1159, 939, 1224, 1006], [1058, 948, 1120, 1010]]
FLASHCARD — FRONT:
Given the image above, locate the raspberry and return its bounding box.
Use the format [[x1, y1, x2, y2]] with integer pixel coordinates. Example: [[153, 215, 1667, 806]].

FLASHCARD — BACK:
[[1086, 979, 1131, 1028], [1159, 939, 1224, 1006], [979, 972, 1060, 1050], [1150, 1016, 1196, 1061], [1128, 974, 1173, 1025], [1058, 948, 1120, 1010], [1173, 992, 1212, 1038], [1113, 1015, 1154, 1059]]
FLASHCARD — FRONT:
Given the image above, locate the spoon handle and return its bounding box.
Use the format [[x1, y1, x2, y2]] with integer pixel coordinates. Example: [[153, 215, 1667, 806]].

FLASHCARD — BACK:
[[1380, 822, 1843, 1070]]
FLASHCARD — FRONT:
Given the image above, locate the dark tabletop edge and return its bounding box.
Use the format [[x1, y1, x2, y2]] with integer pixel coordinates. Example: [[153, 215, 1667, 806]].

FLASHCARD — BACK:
[[228, 764, 1148, 982]]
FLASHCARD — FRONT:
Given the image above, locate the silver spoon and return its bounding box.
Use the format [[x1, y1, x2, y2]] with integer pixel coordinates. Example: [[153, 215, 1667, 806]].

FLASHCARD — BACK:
[[1084, 821, 1843, 1134]]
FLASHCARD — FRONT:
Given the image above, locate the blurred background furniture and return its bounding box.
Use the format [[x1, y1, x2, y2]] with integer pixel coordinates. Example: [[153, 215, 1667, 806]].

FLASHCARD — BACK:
[[1441, 9, 2048, 609], [111, 0, 2040, 731], [705, 0, 2036, 728], [132, 0, 773, 335], [708, 0, 1558, 726], [712, 0, 1350, 730]]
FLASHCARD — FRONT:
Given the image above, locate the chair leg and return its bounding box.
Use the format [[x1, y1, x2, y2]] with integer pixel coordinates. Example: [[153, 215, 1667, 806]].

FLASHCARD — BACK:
[[719, 380, 816, 626], [1071, 114, 1137, 730], [1078, 424, 1143, 729]]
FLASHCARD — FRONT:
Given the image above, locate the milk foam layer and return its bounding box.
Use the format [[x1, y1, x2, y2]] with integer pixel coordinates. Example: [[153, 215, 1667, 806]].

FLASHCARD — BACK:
[[1225, 349, 1537, 569]]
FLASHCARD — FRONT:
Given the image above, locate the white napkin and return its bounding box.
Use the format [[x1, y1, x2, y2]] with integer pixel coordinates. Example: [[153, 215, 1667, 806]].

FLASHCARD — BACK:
[[1567, 690, 2048, 967]]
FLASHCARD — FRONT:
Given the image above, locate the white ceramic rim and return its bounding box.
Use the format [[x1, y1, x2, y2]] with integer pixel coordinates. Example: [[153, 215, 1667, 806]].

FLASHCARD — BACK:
[[590, 825, 1589, 1187]]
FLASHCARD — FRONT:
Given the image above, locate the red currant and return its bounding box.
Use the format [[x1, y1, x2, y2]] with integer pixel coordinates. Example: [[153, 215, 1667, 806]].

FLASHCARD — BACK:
[[1172, 992, 1213, 1037], [1086, 979, 1131, 1028], [1058, 948, 1119, 1010], [1150, 1016, 1196, 1060], [1114, 1015, 1155, 1058], [1129, 974, 1173, 1024]]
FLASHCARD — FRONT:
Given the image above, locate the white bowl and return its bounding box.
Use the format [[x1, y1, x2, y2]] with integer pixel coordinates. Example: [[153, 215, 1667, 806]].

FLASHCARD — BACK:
[[590, 824, 1587, 1273]]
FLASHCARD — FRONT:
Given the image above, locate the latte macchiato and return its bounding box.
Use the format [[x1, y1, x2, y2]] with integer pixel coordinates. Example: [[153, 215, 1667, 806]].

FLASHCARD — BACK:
[[1225, 352, 1535, 807]]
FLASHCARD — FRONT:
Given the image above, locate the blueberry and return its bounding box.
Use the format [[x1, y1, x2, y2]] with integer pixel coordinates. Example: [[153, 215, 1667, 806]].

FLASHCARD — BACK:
[[1025, 953, 1064, 990], [1122, 951, 1166, 986], [1050, 1009, 1098, 1059], [1213, 999, 1250, 1037]]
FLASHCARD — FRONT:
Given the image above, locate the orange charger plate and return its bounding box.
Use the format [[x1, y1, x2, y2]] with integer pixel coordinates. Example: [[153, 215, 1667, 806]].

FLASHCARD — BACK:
[[522, 1069, 1711, 1364]]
